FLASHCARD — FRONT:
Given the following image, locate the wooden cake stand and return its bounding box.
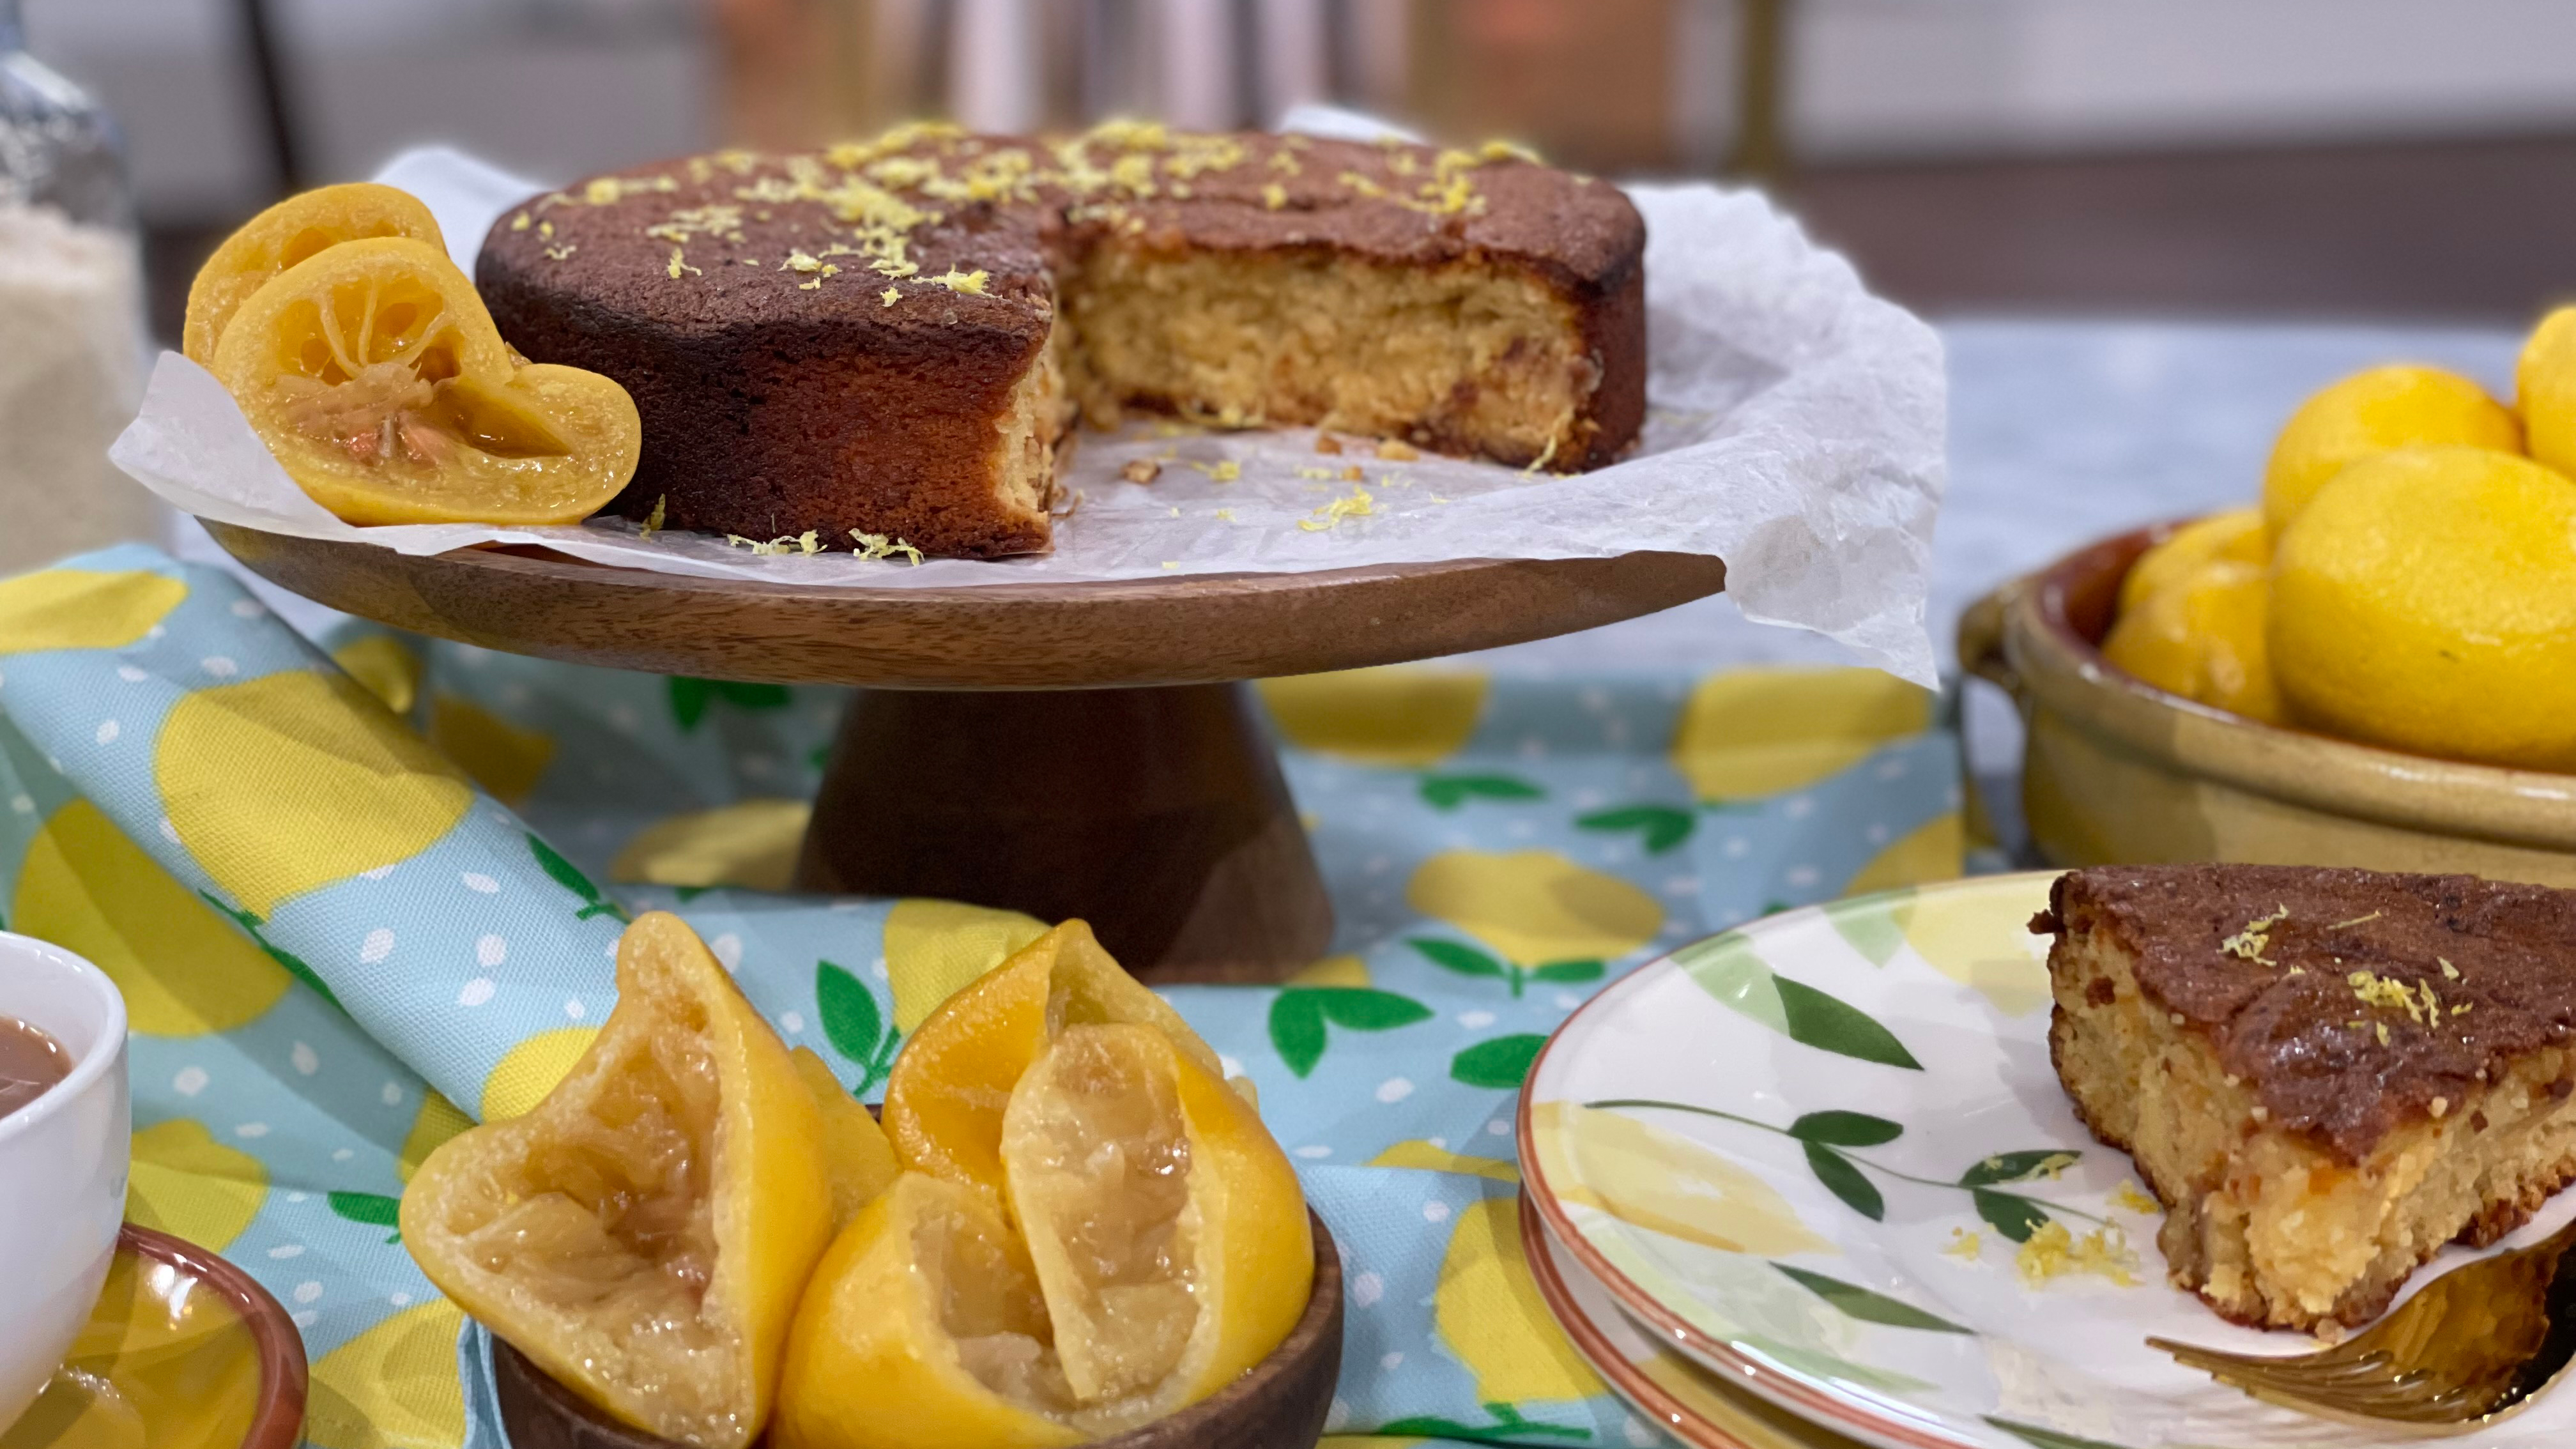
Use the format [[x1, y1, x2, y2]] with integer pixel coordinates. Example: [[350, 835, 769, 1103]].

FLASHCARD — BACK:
[[205, 522, 1727, 982]]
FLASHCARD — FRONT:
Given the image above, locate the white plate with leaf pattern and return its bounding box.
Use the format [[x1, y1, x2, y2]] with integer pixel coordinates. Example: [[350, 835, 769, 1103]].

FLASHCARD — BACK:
[[1517, 871, 2576, 1449]]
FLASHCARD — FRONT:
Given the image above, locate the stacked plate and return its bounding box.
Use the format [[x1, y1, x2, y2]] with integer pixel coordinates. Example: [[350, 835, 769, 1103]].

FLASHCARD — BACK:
[[1512, 873, 2576, 1449]]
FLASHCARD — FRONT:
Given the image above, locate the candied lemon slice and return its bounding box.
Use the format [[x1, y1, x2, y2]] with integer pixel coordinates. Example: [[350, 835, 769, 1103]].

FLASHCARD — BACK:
[[773, 1174, 1089, 1449], [883, 920, 1225, 1213], [1002, 1022, 1312, 1413], [183, 182, 446, 365], [399, 912, 834, 1449], [790, 1045, 900, 1229], [210, 236, 640, 525]]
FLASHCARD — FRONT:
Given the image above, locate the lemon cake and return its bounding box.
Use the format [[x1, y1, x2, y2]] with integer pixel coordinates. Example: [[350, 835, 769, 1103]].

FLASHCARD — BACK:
[[474, 122, 1646, 557], [2037, 864, 2576, 1331]]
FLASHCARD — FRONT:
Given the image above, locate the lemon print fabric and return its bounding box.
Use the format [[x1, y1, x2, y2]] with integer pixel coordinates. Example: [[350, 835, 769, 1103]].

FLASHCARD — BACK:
[[1433, 1196, 1605, 1404], [158, 670, 472, 918], [304, 1299, 467, 1449], [425, 694, 555, 806], [1671, 667, 1933, 802], [1258, 666, 1489, 766], [123, 1120, 269, 1252], [1408, 850, 1663, 965], [14, 800, 290, 1034], [0, 569, 187, 654], [0, 542, 1993, 1449]]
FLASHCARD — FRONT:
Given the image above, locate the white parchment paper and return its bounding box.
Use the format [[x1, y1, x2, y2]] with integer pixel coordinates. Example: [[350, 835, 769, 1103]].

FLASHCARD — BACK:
[[111, 130, 1947, 684]]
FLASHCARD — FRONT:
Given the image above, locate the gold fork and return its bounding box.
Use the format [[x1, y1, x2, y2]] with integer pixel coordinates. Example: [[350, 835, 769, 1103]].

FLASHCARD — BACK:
[[2149, 1215, 2576, 1433]]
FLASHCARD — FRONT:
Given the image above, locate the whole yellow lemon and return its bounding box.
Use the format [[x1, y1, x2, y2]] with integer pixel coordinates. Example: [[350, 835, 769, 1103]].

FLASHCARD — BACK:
[[2271, 446, 2576, 770], [2516, 306, 2576, 476], [2101, 558, 2285, 724], [2117, 507, 2267, 615], [2262, 365, 2520, 535]]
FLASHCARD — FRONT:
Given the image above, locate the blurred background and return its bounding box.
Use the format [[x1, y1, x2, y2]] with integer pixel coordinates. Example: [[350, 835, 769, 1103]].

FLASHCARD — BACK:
[[22, 0, 2576, 348]]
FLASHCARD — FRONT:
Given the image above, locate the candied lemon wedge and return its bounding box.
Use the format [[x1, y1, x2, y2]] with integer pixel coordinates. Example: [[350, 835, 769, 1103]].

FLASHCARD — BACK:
[[399, 912, 834, 1449], [773, 1174, 1091, 1449], [884, 920, 1225, 1213], [790, 1045, 900, 1229], [183, 182, 445, 365], [1002, 1023, 1312, 1413], [210, 236, 640, 525]]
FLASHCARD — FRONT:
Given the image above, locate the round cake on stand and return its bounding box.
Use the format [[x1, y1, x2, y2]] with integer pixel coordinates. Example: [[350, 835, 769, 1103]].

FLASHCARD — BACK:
[[205, 523, 1726, 982]]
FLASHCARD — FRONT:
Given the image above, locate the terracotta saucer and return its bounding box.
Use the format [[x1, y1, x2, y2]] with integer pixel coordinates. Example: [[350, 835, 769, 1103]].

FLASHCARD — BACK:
[[1, 1223, 308, 1449], [492, 1207, 1346, 1449]]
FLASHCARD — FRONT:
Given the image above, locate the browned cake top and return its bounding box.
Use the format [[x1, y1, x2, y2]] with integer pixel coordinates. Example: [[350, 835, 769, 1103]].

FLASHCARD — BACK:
[[2036, 864, 2576, 1162], [477, 121, 1643, 342]]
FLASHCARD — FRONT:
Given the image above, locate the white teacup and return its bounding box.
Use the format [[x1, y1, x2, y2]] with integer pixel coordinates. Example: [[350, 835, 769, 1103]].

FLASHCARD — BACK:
[[0, 930, 130, 1431]]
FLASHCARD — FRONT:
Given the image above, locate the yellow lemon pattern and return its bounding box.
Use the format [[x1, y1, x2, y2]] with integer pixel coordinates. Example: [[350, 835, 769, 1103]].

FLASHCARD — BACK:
[[1897, 882, 2053, 1016], [1841, 812, 1963, 898], [303, 1299, 467, 1449], [13, 800, 289, 1035], [1289, 954, 1372, 987], [425, 695, 555, 806], [123, 1119, 270, 1253], [880, 897, 1050, 1033], [1529, 1102, 1832, 1257], [1407, 850, 1664, 966], [1370, 1139, 1522, 1184], [0, 569, 187, 654], [609, 798, 814, 893], [157, 671, 473, 918], [1671, 667, 1933, 802], [479, 1026, 601, 1123], [1259, 666, 1490, 767], [397, 1091, 473, 1182], [331, 634, 424, 715], [1433, 1196, 1606, 1404]]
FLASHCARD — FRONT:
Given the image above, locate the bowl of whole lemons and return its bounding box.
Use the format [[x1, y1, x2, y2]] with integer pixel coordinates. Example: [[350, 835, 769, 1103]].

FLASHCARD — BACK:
[[1959, 315, 2576, 885]]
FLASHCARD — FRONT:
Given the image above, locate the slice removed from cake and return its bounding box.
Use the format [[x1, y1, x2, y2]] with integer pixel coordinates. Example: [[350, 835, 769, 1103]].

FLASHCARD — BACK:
[[2036, 864, 2576, 1332]]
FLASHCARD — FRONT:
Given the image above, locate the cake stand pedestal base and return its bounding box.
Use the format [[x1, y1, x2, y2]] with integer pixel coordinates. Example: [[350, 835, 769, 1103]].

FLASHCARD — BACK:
[[795, 682, 1331, 981]]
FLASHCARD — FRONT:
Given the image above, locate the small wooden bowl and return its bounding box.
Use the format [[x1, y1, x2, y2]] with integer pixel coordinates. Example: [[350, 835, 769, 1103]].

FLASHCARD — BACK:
[[1961, 520, 2576, 884], [493, 1209, 1345, 1449]]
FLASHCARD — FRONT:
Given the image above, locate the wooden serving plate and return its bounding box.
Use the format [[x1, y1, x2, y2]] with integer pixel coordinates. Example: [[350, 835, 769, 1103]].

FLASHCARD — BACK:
[[489, 1208, 1346, 1449], [206, 523, 1726, 978]]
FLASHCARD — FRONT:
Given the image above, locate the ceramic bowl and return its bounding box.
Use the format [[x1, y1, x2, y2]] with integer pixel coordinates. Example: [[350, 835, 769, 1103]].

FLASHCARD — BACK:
[[1960, 520, 2576, 883], [490, 1208, 1346, 1449], [0, 930, 130, 1430]]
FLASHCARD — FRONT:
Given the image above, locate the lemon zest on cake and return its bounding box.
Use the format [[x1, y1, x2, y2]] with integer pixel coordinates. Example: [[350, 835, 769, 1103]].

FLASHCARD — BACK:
[[1268, 150, 1303, 176], [2221, 905, 2290, 966], [849, 531, 924, 565], [539, 221, 555, 240], [645, 204, 747, 245], [639, 496, 666, 537], [666, 247, 702, 279], [1337, 171, 1386, 199], [1298, 485, 1376, 532], [1481, 139, 1545, 165], [543, 245, 577, 261], [2110, 1181, 2161, 1215], [2327, 911, 2383, 930], [926, 268, 989, 295], [2014, 1220, 2140, 1289], [1261, 183, 1288, 210], [2439, 956, 2460, 980], [509, 211, 530, 232], [878, 286, 900, 306]]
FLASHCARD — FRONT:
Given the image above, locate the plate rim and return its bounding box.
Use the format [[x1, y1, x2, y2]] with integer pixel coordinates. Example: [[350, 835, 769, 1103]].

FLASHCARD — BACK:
[[1515, 873, 2068, 1449], [1520, 1187, 1857, 1449]]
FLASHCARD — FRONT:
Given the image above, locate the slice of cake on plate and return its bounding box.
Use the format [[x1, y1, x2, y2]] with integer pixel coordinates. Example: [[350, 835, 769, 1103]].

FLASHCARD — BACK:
[[2035, 864, 2576, 1332]]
